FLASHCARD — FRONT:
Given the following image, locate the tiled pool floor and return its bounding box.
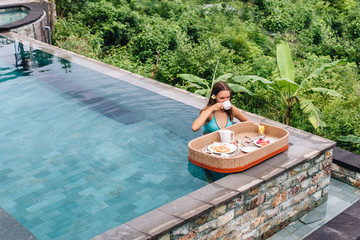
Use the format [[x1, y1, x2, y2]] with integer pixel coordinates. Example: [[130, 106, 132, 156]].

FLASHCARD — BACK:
[[269, 178, 360, 240]]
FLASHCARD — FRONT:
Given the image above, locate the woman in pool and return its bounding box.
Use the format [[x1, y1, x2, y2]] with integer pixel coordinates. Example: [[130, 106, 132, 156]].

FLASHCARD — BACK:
[[192, 81, 248, 133]]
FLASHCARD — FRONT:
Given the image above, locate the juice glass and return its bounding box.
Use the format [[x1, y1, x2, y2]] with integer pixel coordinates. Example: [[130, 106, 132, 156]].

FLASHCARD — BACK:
[[258, 125, 265, 137]]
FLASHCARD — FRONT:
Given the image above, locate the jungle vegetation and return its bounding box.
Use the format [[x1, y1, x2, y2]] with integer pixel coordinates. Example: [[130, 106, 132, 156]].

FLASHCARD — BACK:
[[53, 0, 360, 154]]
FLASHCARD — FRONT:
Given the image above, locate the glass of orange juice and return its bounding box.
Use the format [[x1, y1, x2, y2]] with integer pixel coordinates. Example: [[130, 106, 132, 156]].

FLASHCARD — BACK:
[[258, 125, 265, 137]]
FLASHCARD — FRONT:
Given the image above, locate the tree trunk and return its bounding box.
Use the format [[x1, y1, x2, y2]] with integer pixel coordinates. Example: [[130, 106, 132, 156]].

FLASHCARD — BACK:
[[285, 106, 291, 125], [50, 2, 56, 30]]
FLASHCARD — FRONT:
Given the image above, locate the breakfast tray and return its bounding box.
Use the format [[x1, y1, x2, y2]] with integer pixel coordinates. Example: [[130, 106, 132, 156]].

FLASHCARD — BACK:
[[188, 121, 289, 173]]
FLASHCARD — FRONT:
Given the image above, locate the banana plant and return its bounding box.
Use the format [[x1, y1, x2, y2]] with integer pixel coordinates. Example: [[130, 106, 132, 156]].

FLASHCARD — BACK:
[[338, 135, 360, 145], [232, 42, 346, 129], [178, 61, 252, 98]]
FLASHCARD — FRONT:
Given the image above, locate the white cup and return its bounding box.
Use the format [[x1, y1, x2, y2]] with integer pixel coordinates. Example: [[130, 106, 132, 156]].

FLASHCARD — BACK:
[[223, 100, 231, 110], [219, 130, 235, 143]]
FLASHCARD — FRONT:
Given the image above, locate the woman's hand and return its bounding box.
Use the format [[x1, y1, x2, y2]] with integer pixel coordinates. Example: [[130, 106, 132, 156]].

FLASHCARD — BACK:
[[210, 102, 224, 112], [191, 103, 224, 132]]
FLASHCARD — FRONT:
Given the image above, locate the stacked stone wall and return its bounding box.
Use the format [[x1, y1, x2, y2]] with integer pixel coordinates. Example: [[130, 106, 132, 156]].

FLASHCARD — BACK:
[[11, 10, 48, 43], [331, 163, 360, 189], [157, 149, 333, 240]]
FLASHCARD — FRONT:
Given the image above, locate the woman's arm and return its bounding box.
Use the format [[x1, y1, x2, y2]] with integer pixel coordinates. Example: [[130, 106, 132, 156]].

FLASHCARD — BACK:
[[191, 103, 223, 132], [232, 106, 249, 122]]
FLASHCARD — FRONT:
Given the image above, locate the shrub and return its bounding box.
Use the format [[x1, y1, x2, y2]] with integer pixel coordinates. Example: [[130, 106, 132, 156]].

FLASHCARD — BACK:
[[103, 21, 134, 47], [53, 17, 103, 59], [129, 17, 180, 63]]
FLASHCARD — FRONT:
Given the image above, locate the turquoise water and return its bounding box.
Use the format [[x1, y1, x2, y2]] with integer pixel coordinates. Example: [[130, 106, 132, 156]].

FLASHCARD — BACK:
[[0, 7, 29, 25], [0, 39, 225, 239]]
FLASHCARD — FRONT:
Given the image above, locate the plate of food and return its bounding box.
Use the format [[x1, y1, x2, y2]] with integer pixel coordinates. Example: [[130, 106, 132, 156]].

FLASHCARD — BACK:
[[253, 138, 275, 147], [208, 142, 237, 154]]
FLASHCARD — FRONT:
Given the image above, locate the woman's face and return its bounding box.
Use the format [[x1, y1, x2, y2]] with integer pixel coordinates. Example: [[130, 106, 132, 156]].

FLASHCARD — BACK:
[[216, 90, 230, 103]]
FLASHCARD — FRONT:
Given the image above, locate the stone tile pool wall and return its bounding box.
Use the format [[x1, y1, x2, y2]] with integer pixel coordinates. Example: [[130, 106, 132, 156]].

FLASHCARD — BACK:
[[331, 147, 360, 189], [332, 163, 360, 189], [94, 145, 334, 240], [168, 150, 333, 239]]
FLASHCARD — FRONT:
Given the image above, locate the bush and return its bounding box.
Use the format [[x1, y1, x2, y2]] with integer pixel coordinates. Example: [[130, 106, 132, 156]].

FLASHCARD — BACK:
[[103, 21, 133, 47], [129, 17, 180, 63], [53, 17, 103, 59]]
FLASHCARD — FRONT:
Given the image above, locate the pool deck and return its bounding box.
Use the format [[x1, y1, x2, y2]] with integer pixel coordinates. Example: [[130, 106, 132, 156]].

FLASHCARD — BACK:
[[0, 207, 37, 240], [1, 32, 360, 240], [305, 199, 360, 240]]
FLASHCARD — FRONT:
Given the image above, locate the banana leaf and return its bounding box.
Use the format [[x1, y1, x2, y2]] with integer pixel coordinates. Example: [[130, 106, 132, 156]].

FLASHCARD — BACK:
[[274, 78, 299, 95], [195, 89, 209, 97], [215, 73, 233, 82], [306, 59, 347, 80], [232, 75, 272, 84], [277, 42, 295, 81], [299, 98, 326, 129], [178, 74, 209, 88], [187, 82, 203, 89], [338, 135, 360, 144], [227, 83, 253, 95], [308, 87, 344, 98]]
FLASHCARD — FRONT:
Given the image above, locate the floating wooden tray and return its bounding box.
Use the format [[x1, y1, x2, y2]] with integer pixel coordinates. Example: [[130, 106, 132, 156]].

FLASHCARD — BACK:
[[188, 121, 289, 173]]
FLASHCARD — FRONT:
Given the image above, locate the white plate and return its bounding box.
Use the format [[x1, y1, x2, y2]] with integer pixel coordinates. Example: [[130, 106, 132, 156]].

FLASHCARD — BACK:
[[241, 146, 258, 153], [253, 138, 275, 147], [208, 143, 237, 154]]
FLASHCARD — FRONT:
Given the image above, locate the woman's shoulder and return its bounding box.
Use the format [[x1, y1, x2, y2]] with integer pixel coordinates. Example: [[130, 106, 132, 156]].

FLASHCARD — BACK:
[[232, 105, 249, 122]]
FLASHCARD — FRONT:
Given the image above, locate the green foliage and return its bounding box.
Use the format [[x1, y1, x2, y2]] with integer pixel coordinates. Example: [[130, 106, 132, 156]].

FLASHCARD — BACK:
[[130, 17, 180, 62], [133, 0, 187, 19], [53, 16, 103, 59], [54, 0, 360, 154], [103, 21, 133, 46], [338, 135, 360, 144], [54, 0, 94, 17], [234, 42, 346, 129], [178, 61, 253, 98]]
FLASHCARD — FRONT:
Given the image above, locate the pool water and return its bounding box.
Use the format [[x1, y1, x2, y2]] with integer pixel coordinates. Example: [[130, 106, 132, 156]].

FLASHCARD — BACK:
[[0, 7, 29, 26], [0, 38, 226, 239]]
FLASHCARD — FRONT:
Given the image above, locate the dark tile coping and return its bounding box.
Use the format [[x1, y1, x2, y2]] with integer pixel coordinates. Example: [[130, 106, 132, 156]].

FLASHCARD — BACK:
[[0, 207, 37, 240], [0, 3, 44, 32], [304, 199, 360, 240], [0, 32, 337, 240], [333, 147, 360, 173]]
